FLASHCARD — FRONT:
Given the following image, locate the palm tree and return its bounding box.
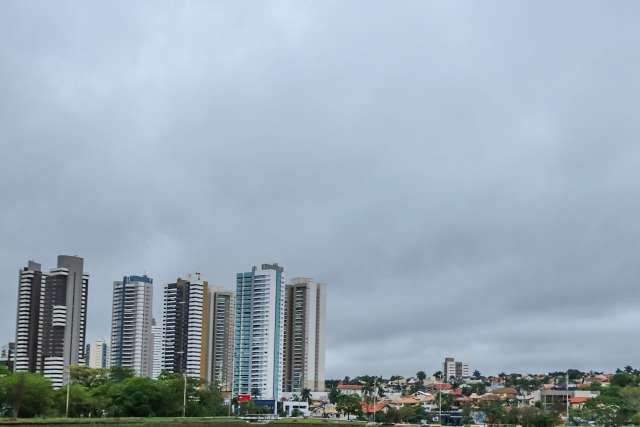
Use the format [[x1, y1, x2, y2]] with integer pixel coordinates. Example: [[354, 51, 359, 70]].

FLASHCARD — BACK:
[[301, 388, 312, 406]]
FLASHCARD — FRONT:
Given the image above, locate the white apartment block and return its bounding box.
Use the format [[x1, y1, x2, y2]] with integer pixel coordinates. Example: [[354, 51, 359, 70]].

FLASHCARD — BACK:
[[151, 319, 163, 379], [283, 277, 326, 392], [443, 357, 470, 382], [88, 339, 110, 369], [233, 263, 285, 402], [110, 275, 153, 377]]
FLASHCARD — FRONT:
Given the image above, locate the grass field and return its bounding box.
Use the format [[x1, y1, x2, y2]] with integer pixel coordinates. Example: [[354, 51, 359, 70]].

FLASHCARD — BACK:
[[0, 417, 245, 426], [0, 417, 368, 427]]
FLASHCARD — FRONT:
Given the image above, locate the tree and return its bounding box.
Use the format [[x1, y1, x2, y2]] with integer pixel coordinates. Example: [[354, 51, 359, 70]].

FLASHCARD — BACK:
[[70, 365, 109, 388], [611, 372, 636, 388], [473, 369, 482, 378], [301, 388, 312, 404], [416, 371, 426, 384], [108, 366, 134, 383], [53, 384, 94, 417], [328, 386, 341, 404], [336, 394, 361, 420], [433, 371, 443, 381], [0, 373, 53, 417]]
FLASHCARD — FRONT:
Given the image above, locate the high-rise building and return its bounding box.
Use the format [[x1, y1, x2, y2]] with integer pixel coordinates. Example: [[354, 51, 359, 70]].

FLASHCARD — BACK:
[[88, 340, 110, 369], [233, 263, 285, 402], [40, 256, 89, 387], [14, 261, 45, 373], [110, 275, 153, 377], [443, 357, 470, 382], [162, 273, 210, 380], [283, 277, 326, 392], [208, 289, 234, 391], [151, 319, 163, 379]]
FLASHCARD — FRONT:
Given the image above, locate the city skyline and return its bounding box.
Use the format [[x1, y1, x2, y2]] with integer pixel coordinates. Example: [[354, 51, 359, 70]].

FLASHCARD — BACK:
[[2, 1, 640, 379]]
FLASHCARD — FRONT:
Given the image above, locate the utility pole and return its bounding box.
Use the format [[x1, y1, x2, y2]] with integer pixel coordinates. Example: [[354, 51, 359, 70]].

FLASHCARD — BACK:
[[65, 368, 71, 417], [566, 371, 569, 424], [183, 373, 187, 417], [373, 377, 377, 423]]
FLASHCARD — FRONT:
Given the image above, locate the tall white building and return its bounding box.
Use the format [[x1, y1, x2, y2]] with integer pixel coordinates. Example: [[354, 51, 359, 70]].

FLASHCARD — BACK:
[[110, 275, 153, 377], [233, 263, 285, 402], [151, 319, 163, 379], [443, 357, 470, 382], [162, 273, 210, 380], [88, 340, 110, 369], [283, 277, 326, 392]]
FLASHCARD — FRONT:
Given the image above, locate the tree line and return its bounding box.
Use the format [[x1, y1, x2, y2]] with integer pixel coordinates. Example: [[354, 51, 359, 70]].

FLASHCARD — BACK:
[[0, 365, 227, 418]]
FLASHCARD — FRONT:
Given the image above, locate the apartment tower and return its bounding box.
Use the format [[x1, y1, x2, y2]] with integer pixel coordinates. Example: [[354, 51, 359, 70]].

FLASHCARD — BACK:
[[443, 357, 470, 382], [162, 273, 210, 380], [88, 340, 110, 369], [41, 256, 89, 387], [233, 263, 285, 402], [208, 289, 234, 391], [151, 319, 163, 379], [14, 261, 45, 373], [110, 275, 153, 377], [283, 277, 326, 392]]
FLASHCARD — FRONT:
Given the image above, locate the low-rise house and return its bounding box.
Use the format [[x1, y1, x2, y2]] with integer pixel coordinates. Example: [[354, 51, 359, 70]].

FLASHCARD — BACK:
[[361, 401, 388, 415], [337, 384, 364, 396]]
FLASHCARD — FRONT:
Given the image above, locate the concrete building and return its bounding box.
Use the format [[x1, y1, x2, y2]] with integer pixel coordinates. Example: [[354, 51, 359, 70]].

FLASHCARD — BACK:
[[162, 273, 210, 380], [443, 357, 470, 382], [110, 275, 153, 377], [283, 277, 326, 392], [14, 261, 45, 373], [39, 256, 89, 387], [233, 263, 285, 402], [208, 289, 234, 391], [151, 319, 163, 379], [88, 339, 110, 369]]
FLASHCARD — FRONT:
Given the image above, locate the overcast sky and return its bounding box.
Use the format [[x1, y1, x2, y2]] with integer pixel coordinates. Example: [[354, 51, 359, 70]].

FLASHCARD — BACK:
[[2, 1, 640, 379]]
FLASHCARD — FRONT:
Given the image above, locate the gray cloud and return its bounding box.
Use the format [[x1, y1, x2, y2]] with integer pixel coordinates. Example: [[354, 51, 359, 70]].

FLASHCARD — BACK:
[[1, 0, 640, 378]]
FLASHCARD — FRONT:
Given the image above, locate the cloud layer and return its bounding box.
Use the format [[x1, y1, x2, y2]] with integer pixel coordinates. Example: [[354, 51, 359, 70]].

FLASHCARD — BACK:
[[1, 1, 640, 378]]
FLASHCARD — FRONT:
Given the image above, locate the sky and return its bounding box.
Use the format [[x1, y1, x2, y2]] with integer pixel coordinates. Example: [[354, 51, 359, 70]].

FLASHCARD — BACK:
[[1, 1, 640, 379]]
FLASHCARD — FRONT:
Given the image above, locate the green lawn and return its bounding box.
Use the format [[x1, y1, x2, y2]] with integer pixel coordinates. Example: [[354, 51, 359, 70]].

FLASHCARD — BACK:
[[0, 417, 245, 426]]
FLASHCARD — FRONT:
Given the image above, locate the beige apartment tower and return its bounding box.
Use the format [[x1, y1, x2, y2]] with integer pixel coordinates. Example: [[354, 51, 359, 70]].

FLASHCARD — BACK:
[[283, 277, 326, 392], [207, 289, 234, 391]]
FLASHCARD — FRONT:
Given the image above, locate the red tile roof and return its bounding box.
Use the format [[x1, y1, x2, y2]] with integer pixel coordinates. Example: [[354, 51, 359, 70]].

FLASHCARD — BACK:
[[570, 397, 591, 405], [362, 401, 387, 413], [434, 383, 453, 390], [338, 384, 363, 390]]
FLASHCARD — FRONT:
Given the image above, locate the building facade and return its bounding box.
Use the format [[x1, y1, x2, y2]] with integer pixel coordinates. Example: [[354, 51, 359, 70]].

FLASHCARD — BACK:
[[38, 256, 89, 388], [283, 277, 326, 392], [151, 319, 163, 379], [162, 273, 210, 380], [88, 340, 110, 369], [14, 261, 45, 373], [110, 275, 153, 377], [233, 263, 285, 402], [443, 357, 470, 382], [208, 289, 234, 391]]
